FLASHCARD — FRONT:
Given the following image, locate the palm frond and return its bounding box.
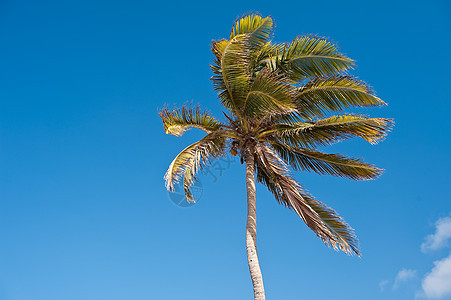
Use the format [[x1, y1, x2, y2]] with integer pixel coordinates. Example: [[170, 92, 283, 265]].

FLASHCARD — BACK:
[[242, 69, 296, 117], [296, 75, 386, 119], [274, 114, 393, 147], [210, 14, 275, 115], [255, 42, 284, 69], [159, 105, 223, 136], [271, 143, 382, 180], [254, 143, 359, 255], [230, 13, 274, 51], [210, 35, 252, 115], [300, 193, 360, 256], [211, 39, 235, 112], [181, 135, 225, 202], [211, 39, 230, 62], [164, 132, 226, 202], [274, 35, 354, 81]]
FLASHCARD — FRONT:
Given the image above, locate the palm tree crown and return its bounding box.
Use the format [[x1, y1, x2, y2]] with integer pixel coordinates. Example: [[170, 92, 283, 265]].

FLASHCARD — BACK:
[[160, 13, 392, 259]]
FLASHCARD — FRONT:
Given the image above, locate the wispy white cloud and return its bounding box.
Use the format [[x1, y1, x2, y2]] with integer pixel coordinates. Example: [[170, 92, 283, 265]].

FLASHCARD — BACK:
[[422, 252, 451, 299], [379, 280, 389, 292], [393, 269, 417, 289], [421, 216, 451, 252]]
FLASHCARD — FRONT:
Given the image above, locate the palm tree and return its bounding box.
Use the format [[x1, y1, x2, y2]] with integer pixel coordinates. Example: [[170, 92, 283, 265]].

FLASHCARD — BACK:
[[159, 14, 392, 300]]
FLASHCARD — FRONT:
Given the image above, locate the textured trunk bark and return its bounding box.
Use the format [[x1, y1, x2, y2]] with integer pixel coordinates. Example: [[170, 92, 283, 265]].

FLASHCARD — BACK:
[[245, 152, 266, 300]]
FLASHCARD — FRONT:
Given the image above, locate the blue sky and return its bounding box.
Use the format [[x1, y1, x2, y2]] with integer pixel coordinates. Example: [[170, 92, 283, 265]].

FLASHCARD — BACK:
[[1, 0, 450, 299]]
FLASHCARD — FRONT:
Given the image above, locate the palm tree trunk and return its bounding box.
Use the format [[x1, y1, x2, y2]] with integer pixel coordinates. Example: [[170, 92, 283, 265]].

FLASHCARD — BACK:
[[245, 152, 265, 300]]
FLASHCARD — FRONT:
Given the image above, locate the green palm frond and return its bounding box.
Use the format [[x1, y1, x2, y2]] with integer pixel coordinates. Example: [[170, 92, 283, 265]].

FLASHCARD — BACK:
[[182, 134, 226, 202], [159, 105, 223, 136], [301, 193, 359, 256], [211, 14, 275, 116], [211, 39, 230, 62], [242, 69, 296, 117], [273, 36, 354, 81], [254, 143, 359, 255], [230, 14, 274, 51], [255, 42, 284, 70], [271, 143, 382, 180], [211, 35, 251, 115], [164, 132, 226, 201], [273, 114, 393, 147], [296, 75, 386, 119], [211, 40, 234, 111]]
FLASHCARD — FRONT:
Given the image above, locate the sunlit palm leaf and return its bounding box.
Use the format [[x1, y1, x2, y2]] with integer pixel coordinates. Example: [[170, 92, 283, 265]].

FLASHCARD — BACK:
[[230, 14, 274, 51], [242, 69, 296, 117], [301, 193, 359, 256], [296, 75, 386, 119], [210, 39, 238, 111], [254, 42, 284, 71], [273, 36, 354, 81], [211, 39, 230, 62], [274, 114, 393, 147], [211, 14, 275, 115], [159, 105, 223, 136], [164, 132, 226, 201], [254, 143, 359, 255], [271, 143, 382, 180], [211, 39, 239, 112], [216, 35, 251, 113], [182, 134, 226, 202]]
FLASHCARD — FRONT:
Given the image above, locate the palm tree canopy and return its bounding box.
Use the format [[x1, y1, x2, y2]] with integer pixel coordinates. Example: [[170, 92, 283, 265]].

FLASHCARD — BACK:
[[160, 14, 393, 256]]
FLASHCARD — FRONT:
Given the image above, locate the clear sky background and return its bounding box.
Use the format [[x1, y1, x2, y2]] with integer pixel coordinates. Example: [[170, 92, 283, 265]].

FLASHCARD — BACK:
[[1, 0, 450, 299]]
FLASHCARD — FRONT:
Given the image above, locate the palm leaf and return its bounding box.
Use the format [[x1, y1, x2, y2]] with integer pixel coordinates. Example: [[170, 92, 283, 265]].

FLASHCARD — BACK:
[[271, 143, 382, 180], [210, 14, 275, 115], [230, 13, 274, 51], [254, 143, 359, 255], [300, 193, 359, 256], [296, 75, 386, 119], [274, 114, 393, 147], [213, 35, 251, 114], [159, 105, 223, 136], [273, 35, 354, 81], [164, 132, 226, 202], [182, 135, 226, 202], [254, 42, 284, 71], [210, 39, 243, 113], [242, 68, 296, 117]]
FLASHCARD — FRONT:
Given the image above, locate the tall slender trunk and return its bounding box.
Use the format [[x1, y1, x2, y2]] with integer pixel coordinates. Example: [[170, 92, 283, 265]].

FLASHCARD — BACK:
[[245, 152, 265, 300]]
